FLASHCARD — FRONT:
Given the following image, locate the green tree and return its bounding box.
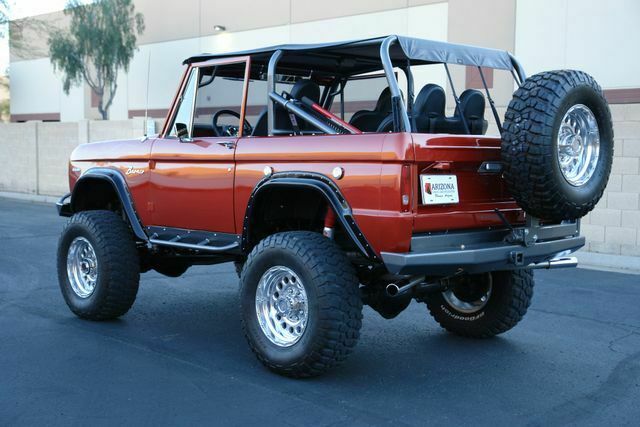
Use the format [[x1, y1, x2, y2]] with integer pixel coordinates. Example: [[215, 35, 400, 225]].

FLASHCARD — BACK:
[[0, 0, 8, 25], [48, 0, 144, 120]]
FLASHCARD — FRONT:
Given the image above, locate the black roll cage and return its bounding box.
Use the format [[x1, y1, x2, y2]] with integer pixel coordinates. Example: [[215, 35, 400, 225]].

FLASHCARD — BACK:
[[262, 35, 527, 136]]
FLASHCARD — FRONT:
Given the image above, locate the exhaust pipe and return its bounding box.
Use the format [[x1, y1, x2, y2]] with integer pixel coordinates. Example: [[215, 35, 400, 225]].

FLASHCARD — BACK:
[[526, 256, 578, 270], [386, 276, 425, 297]]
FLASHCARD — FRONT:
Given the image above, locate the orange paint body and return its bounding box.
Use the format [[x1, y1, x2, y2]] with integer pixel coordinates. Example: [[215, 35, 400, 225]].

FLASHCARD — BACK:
[[69, 131, 521, 256]]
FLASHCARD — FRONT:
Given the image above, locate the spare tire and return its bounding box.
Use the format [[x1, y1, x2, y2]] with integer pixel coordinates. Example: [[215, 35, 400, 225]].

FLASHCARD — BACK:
[[501, 70, 613, 220]]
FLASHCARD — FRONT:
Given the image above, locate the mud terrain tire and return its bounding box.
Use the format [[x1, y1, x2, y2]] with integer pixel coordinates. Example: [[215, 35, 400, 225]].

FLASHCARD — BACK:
[[425, 270, 534, 338], [502, 70, 613, 220], [57, 210, 140, 320], [240, 232, 362, 377]]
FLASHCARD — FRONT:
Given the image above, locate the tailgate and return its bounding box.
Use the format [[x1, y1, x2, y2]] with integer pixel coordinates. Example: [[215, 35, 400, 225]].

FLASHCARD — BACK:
[[411, 135, 524, 232]]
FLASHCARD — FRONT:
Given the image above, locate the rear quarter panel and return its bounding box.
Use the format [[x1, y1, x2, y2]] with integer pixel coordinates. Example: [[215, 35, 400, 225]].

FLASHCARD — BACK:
[[235, 133, 415, 254]]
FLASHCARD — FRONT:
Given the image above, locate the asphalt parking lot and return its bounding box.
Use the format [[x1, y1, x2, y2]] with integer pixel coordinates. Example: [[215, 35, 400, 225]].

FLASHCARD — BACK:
[[1, 197, 639, 426]]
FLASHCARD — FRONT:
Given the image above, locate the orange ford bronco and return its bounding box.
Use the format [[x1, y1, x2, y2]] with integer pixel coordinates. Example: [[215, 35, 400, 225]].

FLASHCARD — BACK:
[[56, 36, 613, 377]]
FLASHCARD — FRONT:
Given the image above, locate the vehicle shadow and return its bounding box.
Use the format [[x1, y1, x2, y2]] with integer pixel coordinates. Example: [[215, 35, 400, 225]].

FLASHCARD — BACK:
[[88, 266, 539, 387]]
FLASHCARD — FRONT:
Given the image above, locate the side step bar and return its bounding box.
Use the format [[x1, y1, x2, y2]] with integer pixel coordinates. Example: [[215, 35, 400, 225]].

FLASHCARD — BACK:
[[149, 239, 239, 253], [146, 226, 241, 254]]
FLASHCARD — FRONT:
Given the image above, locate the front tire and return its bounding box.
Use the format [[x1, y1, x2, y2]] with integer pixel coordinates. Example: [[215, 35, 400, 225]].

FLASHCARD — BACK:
[[424, 270, 534, 338], [240, 232, 362, 377], [57, 210, 140, 320]]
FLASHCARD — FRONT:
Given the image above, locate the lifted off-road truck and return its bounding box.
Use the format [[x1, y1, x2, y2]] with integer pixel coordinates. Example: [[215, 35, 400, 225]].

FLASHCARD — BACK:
[[56, 36, 613, 377]]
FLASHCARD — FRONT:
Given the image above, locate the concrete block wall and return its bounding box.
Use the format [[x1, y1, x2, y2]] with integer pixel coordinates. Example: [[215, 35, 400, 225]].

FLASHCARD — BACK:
[[0, 119, 146, 198], [37, 122, 80, 196], [0, 122, 38, 194], [89, 118, 147, 143], [582, 104, 640, 257]]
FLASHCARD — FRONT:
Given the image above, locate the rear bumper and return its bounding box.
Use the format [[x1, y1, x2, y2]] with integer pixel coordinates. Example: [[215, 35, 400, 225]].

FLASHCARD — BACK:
[[56, 193, 72, 217], [381, 221, 585, 275]]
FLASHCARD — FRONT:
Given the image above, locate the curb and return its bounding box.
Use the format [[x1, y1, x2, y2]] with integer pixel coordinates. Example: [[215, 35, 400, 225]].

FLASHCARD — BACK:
[[575, 250, 640, 275], [0, 191, 61, 204]]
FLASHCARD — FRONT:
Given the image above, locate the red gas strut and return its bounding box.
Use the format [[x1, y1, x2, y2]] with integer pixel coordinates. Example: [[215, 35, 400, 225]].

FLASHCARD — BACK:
[[301, 96, 362, 134]]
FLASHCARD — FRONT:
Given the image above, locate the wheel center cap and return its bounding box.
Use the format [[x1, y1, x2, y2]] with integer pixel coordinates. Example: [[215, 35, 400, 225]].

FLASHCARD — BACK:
[[277, 298, 290, 314], [80, 261, 90, 274], [572, 136, 582, 153]]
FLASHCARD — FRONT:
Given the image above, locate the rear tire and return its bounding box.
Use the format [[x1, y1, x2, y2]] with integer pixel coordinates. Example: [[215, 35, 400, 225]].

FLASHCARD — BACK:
[[502, 70, 613, 220], [57, 210, 140, 320], [240, 232, 362, 377], [425, 270, 534, 338]]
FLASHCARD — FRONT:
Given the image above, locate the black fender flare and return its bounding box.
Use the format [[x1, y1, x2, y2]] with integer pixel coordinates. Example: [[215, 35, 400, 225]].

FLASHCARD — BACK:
[[242, 171, 378, 260], [69, 167, 148, 241]]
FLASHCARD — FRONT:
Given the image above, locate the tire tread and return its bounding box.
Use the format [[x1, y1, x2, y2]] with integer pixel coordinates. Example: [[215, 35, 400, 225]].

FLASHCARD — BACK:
[[240, 231, 362, 378], [57, 210, 140, 320], [501, 70, 613, 220], [426, 270, 534, 338]]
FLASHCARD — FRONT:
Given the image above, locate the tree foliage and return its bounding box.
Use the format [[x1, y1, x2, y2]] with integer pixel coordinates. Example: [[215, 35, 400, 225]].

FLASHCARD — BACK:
[[0, 0, 9, 25], [48, 0, 144, 119]]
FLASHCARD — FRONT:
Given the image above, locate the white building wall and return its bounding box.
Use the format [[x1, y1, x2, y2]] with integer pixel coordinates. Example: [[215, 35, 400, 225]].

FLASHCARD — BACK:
[[109, 71, 129, 120], [9, 58, 60, 115], [199, 25, 291, 56], [515, 0, 640, 89], [59, 84, 84, 122], [127, 37, 200, 115]]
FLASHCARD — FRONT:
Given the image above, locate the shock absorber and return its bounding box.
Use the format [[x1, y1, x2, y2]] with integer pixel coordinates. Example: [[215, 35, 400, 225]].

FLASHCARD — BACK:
[[323, 208, 336, 239]]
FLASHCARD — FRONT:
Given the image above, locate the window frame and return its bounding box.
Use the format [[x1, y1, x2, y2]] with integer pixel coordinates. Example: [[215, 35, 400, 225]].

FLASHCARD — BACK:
[[161, 56, 252, 139]]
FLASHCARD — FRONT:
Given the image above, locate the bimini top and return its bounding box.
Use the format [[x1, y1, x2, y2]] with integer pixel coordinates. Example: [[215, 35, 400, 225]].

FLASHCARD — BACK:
[[184, 35, 523, 78]]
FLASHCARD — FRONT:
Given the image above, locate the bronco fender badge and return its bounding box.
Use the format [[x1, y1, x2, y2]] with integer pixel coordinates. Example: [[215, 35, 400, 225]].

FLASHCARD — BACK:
[[125, 166, 145, 176]]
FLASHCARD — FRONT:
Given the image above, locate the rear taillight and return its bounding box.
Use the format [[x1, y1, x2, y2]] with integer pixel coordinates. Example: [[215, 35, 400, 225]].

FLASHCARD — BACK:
[[400, 164, 412, 212]]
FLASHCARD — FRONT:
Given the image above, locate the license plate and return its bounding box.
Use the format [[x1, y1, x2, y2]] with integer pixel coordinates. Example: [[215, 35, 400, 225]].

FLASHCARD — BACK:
[[420, 175, 459, 205]]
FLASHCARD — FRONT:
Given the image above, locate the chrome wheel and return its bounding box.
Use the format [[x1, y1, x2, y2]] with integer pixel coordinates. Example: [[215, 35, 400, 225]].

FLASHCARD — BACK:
[[66, 237, 99, 298], [557, 104, 600, 187], [255, 266, 308, 347], [442, 273, 492, 314]]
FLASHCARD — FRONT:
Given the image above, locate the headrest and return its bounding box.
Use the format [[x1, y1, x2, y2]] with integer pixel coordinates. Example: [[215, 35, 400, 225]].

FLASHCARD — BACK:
[[374, 87, 392, 112], [413, 84, 446, 117], [291, 79, 320, 103], [456, 89, 485, 119]]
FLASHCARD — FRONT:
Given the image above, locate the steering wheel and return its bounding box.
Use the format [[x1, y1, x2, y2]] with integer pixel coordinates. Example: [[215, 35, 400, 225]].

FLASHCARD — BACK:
[[212, 109, 253, 137]]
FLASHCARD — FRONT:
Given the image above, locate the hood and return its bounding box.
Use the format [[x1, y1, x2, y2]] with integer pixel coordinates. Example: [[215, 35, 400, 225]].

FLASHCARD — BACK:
[[71, 137, 153, 162]]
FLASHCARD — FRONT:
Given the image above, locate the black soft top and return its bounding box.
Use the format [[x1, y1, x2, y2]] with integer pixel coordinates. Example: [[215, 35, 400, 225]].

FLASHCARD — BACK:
[[184, 35, 520, 77]]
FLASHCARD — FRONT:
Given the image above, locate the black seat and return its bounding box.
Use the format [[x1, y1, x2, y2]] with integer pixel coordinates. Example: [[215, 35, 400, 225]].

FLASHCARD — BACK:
[[349, 87, 392, 132], [435, 89, 488, 135], [375, 84, 446, 133], [412, 84, 445, 133], [252, 109, 268, 136], [251, 79, 321, 136]]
